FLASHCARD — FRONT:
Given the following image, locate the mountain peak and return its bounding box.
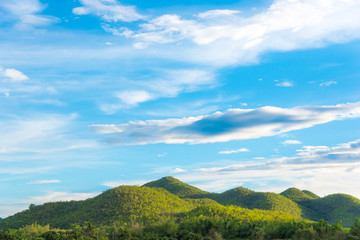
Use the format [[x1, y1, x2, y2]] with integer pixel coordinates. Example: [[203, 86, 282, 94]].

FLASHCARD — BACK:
[[143, 176, 209, 198]]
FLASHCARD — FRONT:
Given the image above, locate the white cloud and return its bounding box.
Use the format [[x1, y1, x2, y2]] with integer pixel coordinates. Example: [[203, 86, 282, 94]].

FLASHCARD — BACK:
[[197, 9, 241, 19], [218, 148, 249, 154], [157, 153, 167, 157], [175, 139, 360, 196], [320, 81, 337, 87], [170, 167, 187, 173], [73, 0, 144, 22], [106, 0, 360, 67], [92, 101, 360, 145], [102, 179, 149, 188], [0, 113, 96, 155], [275, 80, 294, 87], [30, 191, 99, 204], [0, 0, 58, 28], [282, 140, 302, 145], [0, 66, 29, 81], [99, 69, 215, 113], [27, 179, 61, 184]]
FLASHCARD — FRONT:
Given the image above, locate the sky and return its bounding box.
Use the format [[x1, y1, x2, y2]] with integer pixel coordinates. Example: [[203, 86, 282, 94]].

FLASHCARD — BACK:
[[1, 0, 360, 217]]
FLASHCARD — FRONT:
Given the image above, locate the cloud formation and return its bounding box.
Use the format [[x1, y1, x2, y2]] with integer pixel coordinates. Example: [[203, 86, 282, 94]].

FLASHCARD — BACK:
[[99, 69, 215, 113], [27, 179, 61, 184], [282, 140, 302, 145], [92, 101, 360, 145], [104, 0, 360, 66], [175, 139, 360, 197], [0, 66, 29, 81], [218, 148, 249, 154], [0, 0, 58, 28], [73, 0, 144, 22]]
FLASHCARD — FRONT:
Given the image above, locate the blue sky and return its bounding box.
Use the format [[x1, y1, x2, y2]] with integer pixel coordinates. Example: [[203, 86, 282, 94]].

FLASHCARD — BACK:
[[1, 0, 360, 217]]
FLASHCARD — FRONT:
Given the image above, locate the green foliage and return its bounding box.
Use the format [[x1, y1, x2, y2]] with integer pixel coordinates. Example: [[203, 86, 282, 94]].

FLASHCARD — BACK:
[[280, 188, 317, 202], [0, 186, 198, 230], [301, 190, 320, 199], [213, 187, 303, 217], [143, 176, 210, 198], [298, 194, 360, 227]]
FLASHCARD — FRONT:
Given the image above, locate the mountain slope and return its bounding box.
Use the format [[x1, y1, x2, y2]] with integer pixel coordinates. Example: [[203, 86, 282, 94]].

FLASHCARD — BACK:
[[0, 186, 209, 230], [214, 187, 302, 217], [143, 176, 210, 198], [299, 194, 360, 226], [280, 187, 317, 201]]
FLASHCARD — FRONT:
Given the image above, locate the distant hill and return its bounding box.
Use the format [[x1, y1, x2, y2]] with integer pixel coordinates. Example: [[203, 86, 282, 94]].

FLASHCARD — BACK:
[[280, 187, 317, 201], [0, 186, 214, 230], [143, 176, 210, 198], [145, 177, 360, 227], [2, 177, 360, 230], [302, 190, 320, 199], [212, 187, 303, 217]]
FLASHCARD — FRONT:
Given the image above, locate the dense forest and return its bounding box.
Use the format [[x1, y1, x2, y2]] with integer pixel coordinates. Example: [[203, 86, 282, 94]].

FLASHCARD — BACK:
[[1, 177, 360, 239]]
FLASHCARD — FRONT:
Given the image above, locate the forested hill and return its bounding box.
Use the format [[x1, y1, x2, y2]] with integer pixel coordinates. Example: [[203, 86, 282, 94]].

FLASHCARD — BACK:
[[144, 177, 360, 227], [143, 176, 210, 198], [1, 176, 360, 230]]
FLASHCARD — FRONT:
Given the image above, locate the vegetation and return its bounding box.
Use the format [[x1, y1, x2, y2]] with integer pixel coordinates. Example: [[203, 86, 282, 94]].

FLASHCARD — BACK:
[[280, 188, 317, 202], [2, 176, 360, 240], [1, 217, 360, 239], [0, 186, 214, 230], [143, 176, 210, 198]]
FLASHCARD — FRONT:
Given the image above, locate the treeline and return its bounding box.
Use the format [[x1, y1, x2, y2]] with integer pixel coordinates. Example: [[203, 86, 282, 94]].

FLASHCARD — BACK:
[[1, 217, 360, 240]]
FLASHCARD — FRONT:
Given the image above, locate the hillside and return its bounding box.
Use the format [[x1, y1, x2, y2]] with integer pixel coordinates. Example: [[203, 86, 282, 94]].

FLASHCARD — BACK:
[[0, 186, 213, 230], [145, 177, 360, 227], [280, 187, 317, 201], [213, 187, 303, 217], [302, 190, 320, 199], [2, 177, 360, 230], [143, 176, 210, 198], [298, 194, 360, 226]]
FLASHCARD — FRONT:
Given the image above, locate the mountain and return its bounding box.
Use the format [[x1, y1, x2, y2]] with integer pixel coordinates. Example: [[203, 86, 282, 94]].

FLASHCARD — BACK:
[[143, 176, 210, 198], [213, 187, 303, 217], [145, 177, 360, 227], [298, 194, 360, 226], [280, 187, 318, 201], [0, 186, 217, 230], [302, 190, 320, 199], [2, 177, 360, 230]]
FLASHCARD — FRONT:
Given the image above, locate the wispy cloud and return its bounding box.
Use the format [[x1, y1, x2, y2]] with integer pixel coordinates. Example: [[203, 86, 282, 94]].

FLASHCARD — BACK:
[[282, 140, 302, 145], [99, 69, 215, 113], [30, 191, 99, 204], [102, 179, 149, 188], [73, 0, 144, 22], [275, 80, 294, 87], [218, 148, 249, 154], [27, 179, 61, 184], [320, 81, 337, 87], [92, 101, 360, 145], [175, 139, 360, 197], [103, 0, 360, 66], [0, 0, 58, 28], [170, 167, 187, 173]]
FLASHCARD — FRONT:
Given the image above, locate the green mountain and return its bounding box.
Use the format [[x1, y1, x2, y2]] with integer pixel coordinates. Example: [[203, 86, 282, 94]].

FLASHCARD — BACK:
[[2, 177, 360, 230], [298, 194, 360, 226], [143, 176, 210, 198], [280, 187, 317, 201], [213, 187, 303, 217], [302, 190, 320, 199], [0, 186, 217, 230], [145, 177, 360, 227]]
